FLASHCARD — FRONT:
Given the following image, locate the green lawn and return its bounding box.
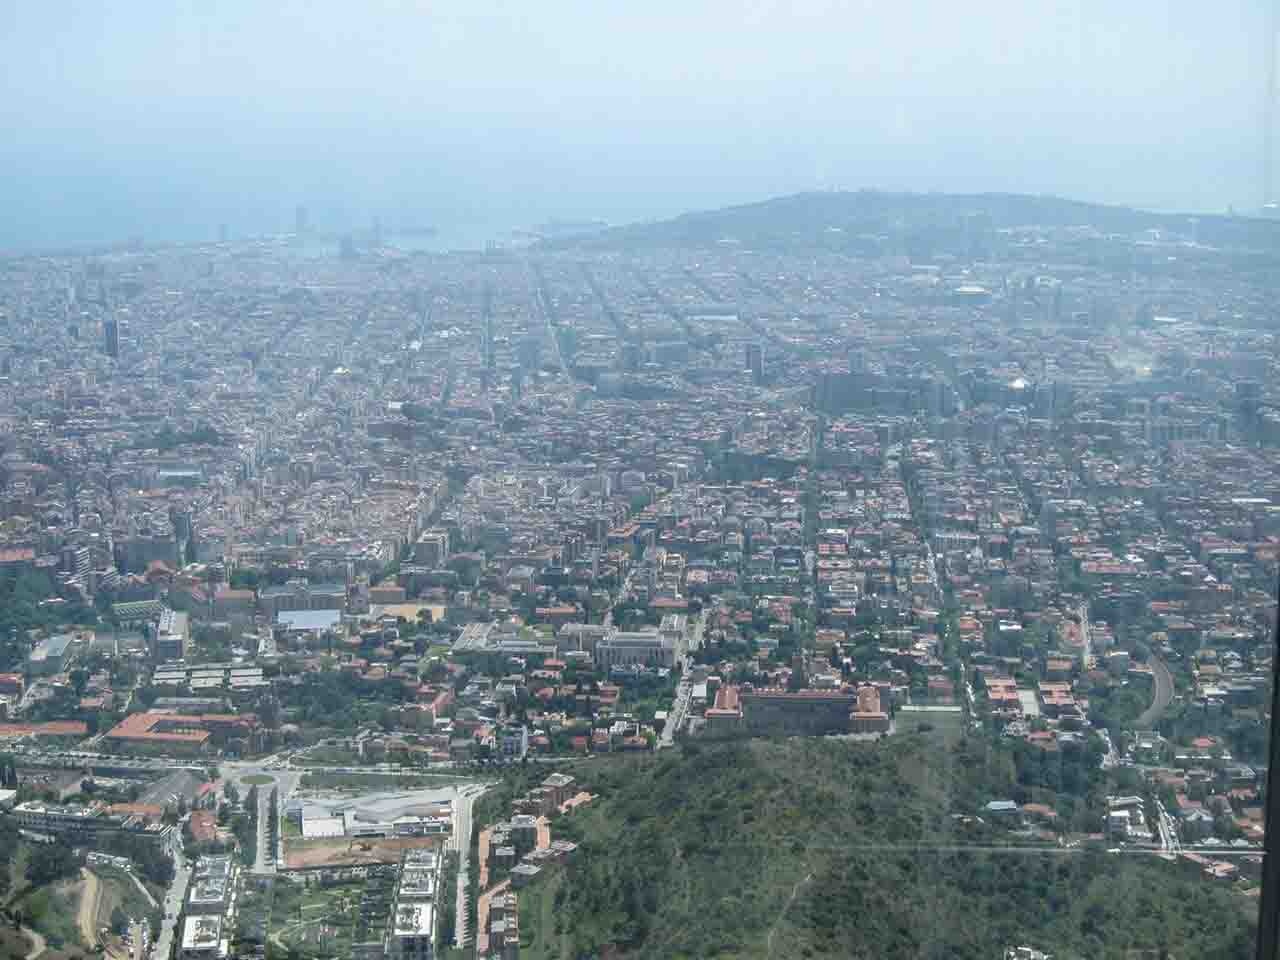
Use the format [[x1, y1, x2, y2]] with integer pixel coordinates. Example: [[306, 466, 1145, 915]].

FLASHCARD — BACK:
[[298, 746, 363, 766], [894, 706, 967, 746], [241, 773, 274, 786]]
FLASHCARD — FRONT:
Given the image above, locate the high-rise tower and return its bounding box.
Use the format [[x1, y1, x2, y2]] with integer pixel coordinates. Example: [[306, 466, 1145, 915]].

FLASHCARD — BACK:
[[104, 316, 119, 359], [746, 342, 764, 386]]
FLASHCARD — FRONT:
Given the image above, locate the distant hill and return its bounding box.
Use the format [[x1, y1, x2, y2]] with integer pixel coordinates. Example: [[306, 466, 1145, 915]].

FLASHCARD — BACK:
[[519, 737, 1253, 959], [552, 190, 1280, 254]]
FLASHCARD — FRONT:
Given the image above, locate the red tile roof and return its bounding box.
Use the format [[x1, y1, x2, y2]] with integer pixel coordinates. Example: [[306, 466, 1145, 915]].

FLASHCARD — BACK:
[[0, 721, 87, 738]]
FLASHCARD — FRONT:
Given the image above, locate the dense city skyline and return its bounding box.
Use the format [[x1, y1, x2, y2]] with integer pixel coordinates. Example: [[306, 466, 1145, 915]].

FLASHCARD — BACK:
[[1, 3, 1279, 957], [0, 188, 1275, 957]]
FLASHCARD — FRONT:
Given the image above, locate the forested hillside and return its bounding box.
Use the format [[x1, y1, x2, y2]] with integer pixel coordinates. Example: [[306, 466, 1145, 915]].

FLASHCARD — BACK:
[[553, 190, 1280, 256], [530, 737, 1253, 959]]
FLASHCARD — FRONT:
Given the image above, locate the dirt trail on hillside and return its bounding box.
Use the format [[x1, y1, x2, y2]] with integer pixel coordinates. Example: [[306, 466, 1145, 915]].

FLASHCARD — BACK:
[[766, 871, 812, 959], [77, 867, 101, 947]]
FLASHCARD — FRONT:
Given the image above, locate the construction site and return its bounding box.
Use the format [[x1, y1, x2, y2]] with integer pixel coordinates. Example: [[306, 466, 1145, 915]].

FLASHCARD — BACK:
[[282, 785, 455, 870]]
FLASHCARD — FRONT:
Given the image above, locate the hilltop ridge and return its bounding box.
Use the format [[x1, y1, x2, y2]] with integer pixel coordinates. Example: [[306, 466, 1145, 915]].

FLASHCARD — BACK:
[[553, 189, 1280, 253], [514, 737, 1253, 960]]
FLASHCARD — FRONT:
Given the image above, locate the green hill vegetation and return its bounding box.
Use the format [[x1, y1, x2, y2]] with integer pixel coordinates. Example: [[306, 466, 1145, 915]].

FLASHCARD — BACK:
[[552, 190, 1280, 256], [526, 736, 1253, 960], [0, 571, 99, 670]]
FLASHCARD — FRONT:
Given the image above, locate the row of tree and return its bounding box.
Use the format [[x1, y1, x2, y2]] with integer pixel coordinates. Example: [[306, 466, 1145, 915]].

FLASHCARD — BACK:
[[233, 785, 258, 866]]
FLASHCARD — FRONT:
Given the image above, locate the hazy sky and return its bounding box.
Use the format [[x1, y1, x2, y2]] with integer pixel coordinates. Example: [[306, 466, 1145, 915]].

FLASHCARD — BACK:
[[0, 1, 1270, 248]]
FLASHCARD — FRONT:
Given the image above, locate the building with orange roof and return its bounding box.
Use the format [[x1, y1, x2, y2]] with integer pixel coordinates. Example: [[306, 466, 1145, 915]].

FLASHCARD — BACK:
[[0, 720, 88, 742], [104, 711, 259, 756], [705, 684, 744, 737], [107, 803, 165, 822]]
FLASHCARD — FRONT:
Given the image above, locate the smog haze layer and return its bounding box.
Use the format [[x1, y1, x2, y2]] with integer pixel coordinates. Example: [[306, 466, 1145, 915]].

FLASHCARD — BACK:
[[0, 0, 1267, 249]]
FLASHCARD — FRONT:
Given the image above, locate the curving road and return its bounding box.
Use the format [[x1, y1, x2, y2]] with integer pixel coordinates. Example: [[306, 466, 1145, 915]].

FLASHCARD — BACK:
[[1136, 655, 1174, 729], [21, 924, 46, 960]]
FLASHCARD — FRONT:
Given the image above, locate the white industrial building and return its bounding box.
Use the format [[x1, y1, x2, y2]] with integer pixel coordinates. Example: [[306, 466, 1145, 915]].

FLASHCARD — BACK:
[[288, 791, 452, 841]]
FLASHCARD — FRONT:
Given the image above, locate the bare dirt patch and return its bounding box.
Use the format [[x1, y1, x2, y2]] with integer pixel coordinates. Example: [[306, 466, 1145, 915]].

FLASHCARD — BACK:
[[283, 835, 443, 870], [76, 868, 100, 947]]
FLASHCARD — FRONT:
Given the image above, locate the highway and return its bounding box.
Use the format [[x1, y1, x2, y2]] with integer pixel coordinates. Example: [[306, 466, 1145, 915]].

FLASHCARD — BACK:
[[526, 261, 575, 396], [1136, 655, 1175, 729], [10, 748, 205, 775], [12, 745, 557, 781]]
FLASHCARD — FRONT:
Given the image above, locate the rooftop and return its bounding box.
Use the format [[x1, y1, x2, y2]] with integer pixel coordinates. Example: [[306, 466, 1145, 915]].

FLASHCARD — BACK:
[[393, 902, 435, 936], [275, 609, 342, 632], [181, 914, 223, 950]]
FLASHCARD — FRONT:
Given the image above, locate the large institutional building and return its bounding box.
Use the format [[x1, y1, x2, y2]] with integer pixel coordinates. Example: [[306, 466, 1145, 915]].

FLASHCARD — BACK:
[[103, 711, 261, 756]]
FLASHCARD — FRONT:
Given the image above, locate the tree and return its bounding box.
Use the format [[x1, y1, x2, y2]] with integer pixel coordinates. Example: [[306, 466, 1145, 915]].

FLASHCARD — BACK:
[[224, 781, 240, 806], [0, 572, 99, 671], [69, 668, 89, 698], [422, 658, 448, 683], [257, 695, 280, 730], [27, 843, 77, 887], [228, 569, 259, 591]]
